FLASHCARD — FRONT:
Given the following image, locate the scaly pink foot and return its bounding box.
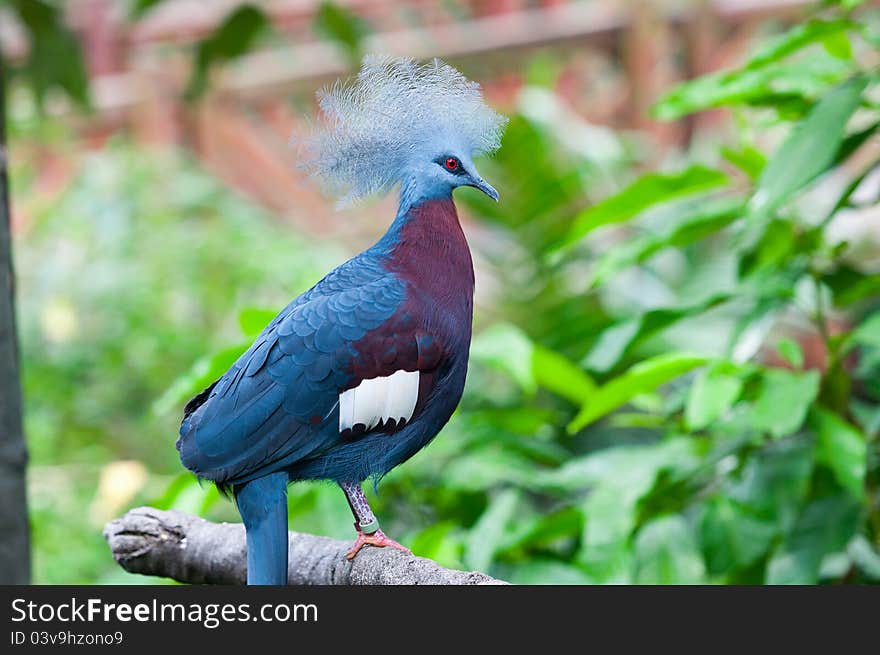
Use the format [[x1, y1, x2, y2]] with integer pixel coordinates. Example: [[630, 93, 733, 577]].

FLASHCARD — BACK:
[[346, 529, 412, 560]]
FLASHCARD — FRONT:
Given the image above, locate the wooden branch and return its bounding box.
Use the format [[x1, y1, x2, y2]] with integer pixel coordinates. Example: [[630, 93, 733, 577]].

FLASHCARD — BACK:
[[104, 506, 506, 585]]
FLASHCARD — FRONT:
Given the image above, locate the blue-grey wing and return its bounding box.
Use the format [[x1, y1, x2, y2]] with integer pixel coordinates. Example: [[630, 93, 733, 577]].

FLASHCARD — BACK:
[[176, 256, 405, 485]]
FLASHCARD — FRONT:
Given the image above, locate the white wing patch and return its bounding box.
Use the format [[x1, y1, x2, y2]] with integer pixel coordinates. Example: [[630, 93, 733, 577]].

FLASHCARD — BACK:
[[339, 370, 420, 433]]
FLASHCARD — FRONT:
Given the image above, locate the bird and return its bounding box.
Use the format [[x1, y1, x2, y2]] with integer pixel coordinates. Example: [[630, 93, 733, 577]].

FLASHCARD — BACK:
[[175, 55, 506, 585]]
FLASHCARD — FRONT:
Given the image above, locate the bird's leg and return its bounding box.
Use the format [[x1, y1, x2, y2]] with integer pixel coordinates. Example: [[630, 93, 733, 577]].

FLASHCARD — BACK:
[[340, 481, 411, 560]]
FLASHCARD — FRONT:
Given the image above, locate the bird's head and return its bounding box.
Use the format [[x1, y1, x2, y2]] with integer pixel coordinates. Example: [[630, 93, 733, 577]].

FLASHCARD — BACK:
[[298, 55, 506, 206], [405, 138, 499, 202]]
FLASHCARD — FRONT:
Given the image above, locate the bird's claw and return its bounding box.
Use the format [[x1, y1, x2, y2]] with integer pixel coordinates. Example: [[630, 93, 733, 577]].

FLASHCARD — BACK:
[[346, 528, 411, 560]]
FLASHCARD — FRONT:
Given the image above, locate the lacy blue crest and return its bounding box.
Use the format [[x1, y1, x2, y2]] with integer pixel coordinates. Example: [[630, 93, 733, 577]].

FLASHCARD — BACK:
[[296, 55, 507, 204]]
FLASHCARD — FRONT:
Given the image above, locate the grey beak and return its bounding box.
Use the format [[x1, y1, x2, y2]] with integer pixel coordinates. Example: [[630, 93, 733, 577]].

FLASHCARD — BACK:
[[471, 177, 500, 202]]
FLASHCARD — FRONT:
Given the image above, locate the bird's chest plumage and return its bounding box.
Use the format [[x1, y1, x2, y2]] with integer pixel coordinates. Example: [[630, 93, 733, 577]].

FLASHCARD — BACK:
[[346, 197, 474, 375], [386, 198, 475, 354], [339, 198, 474, 444]]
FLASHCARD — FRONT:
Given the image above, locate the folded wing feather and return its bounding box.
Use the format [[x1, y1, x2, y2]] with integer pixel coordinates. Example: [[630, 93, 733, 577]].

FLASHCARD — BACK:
[[339, 369, 420, 432]]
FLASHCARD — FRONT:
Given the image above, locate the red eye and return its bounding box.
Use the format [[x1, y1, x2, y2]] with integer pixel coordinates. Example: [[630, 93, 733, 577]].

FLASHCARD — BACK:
[[445, 157, 459, 171]]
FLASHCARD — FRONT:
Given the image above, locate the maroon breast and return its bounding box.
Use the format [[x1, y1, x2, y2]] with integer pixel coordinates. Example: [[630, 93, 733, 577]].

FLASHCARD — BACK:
[[386, 197, 475, 317], [342, 197, 476, 435], [346, 197, 475, 389]]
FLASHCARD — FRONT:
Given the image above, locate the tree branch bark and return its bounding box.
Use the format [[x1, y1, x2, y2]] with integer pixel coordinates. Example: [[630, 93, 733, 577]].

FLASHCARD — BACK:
[[105, 507, 506, 585]]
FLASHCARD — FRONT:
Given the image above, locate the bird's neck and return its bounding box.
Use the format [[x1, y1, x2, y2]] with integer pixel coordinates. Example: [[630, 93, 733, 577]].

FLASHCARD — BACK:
[[396, 173, 450, 216]]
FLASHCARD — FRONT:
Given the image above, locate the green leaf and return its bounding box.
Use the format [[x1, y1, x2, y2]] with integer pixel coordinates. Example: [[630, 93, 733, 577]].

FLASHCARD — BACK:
[[746, 20, 857, 70], [161, 476, 218, 516], [588, 198, 744, 287], [581, 318, 641, 373], [457, 407, 559, 449], [685, 364, 744, 430], [302, 484, 363, 540], [464, 489, 519, 572], [538, 437, 697, 493], [442, 447, 534, 493], [749, 76, 867, 219], [633, 515, 706, 584], [506, 560, 595, 585], [766, 495, 860, 584], [129, 0, 166, 19], [652, 57, 849, 121], [409, 521, 463, 567], [185, 5, 271, 100], [532, 345, 595, 404], [849, 312, 880, 350], [608, 412, 669, 429], [238, 307, 278, 337], [569, 353, 707, 432], [150, 472, 201, 511], [835, 121, 880, 172], [582, 294, 730, 373], [313, 2, 372, 67], [573, 438, 699, 582], [498, 506, 583, 555], [652, 20, 856, 122], [558, 166, 727, 249], [776, 338, 804, 369], [721, 144, 766, 182], [10, 0, 90, 111], [699, 495, 778, 574], [750, 369, 821, 438], [821, 31, 853, 60], [831, 273, 880, 307], [822, 352, 852, 416], [851, 399, 880, 439], [151, 341, 249, 415], [737, 218, 800, 278], [848, 535, 880, 582], [810, 407, 866, 498], [197, 484, 222, 516], [578, 485, 633, 583], [728, 438, 815, 532], [727, 294, 790, 368], [470, 323, 536, 393]]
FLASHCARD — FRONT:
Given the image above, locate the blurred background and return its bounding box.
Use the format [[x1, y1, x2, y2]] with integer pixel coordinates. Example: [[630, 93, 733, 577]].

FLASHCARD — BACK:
[[3, 0, 880, 584]]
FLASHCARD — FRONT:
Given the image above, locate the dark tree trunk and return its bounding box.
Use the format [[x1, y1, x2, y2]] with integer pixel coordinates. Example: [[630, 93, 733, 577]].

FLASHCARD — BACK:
[[0, 52, 30, 584]]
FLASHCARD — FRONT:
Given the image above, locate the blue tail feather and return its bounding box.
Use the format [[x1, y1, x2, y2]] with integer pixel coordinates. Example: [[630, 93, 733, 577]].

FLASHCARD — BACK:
[[234, 472, 288, 585]]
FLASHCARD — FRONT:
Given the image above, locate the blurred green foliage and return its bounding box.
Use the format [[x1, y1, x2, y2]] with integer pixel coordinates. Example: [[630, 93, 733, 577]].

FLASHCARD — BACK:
[[184, 4, 272, 101], [5, 0, 89, 111], [14, 0, 880, 584], [313, 1, 373, 68]]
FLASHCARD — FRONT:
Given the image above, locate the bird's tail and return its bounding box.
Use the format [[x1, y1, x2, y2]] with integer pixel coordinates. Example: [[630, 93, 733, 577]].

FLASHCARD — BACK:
[[234, 471, 289, 585]]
